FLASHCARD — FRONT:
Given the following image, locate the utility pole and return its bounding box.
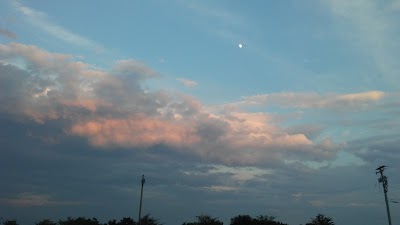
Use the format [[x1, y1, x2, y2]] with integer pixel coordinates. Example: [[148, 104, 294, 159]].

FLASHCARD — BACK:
[[138, 174, 145, 225], [376, 166, 392, 225]]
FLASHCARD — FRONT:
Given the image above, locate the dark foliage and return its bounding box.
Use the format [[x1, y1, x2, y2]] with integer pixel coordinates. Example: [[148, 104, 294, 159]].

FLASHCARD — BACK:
[[36, 219, 57, 225], [58, 217, 101, 225], [305, 214, 335, 225], [230, 214, 287, 225], [139, 214, 162, 225], [1, 212, 334, 225], [3, 220, 19, 225], [115, 218, 136, 225], [230, 215, 253, 225], [182, 215, 223, 225]]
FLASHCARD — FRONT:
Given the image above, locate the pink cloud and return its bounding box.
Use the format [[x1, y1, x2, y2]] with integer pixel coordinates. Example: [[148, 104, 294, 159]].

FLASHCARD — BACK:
[[187, 112, 336, 165], [5, 193, 50, 207], [69, 114, 200, 148], [240, 91, 386, 109], [1, 192, 84, 207]]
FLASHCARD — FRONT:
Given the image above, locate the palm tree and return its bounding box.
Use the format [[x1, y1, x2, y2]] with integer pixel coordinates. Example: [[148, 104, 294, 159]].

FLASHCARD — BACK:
[[139, 214, 162, 225], [182, 215, 223, 225], [305, 214, 334, 225]]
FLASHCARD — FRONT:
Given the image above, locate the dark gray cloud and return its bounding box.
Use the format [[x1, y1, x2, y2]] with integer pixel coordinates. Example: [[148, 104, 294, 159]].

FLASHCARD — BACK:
[[0, 63, 30, 111], [347, 134, 400, 164], [0, 116, 395, 225]]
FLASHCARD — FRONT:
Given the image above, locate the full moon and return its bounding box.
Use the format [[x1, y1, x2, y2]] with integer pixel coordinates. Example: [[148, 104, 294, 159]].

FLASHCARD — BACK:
[[238, 43, 243, 48]]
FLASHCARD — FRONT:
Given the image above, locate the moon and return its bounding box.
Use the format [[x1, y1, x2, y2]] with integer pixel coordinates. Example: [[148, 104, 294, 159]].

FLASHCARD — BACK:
[[238, 43, 243, 48]]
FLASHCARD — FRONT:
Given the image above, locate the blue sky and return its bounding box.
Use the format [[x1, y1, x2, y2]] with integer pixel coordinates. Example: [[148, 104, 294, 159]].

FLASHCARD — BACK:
[[1, 1, 400, 225]]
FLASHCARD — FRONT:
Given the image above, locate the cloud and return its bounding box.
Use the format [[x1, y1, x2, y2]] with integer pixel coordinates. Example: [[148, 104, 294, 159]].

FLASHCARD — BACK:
[[69, 114, 200, 148], [179, 0, 250, 48], [184, 112, 337, 165], [12, 0, 103, 52], [346, 134, 400, 164], [207, 165, 272, 182], [70, 109, 337, 165], [324, 0, 400, 88], [0, 42, 339, 167], [114, 59, 159, 80], [206, 185, 238, 192], [0, 42, 163, 122], [4, 193, 51, 207], [345, 202, 379, 208], [0, 28, 17, 39], [1, 192, 84, 207], [176, 78, 198, 88], [309, 200, 327, 207], [181, 1, 245, 28], [240, 91, 386, 109]]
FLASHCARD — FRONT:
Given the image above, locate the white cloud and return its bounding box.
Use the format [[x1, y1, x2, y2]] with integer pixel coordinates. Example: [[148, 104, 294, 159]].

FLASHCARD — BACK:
[[176, 78, 198, 87], [179, 0, 249, 47], [324, 0, 400, 88], [206, 185, 238, 192], [12, 0, 104, 52], [207, 165, 273, 181], [33, 87, 51, 98]]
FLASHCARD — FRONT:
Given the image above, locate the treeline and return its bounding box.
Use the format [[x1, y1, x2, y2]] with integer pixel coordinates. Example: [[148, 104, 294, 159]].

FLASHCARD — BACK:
[[1, 213, 334, 225]]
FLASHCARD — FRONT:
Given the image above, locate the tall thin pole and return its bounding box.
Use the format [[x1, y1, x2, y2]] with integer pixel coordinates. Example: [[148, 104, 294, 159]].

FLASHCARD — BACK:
[[376, 166, 392, 225], [138, 174, 145, 225]]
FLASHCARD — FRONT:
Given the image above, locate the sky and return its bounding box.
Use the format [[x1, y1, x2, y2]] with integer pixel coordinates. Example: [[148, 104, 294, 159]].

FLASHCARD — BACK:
[[1, 1, 400, 225]]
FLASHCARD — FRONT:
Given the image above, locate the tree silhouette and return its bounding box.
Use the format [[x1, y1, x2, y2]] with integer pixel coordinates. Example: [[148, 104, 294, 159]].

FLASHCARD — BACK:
[[182, 215, 223, 225], [36, 219, 57, 225], [230, 214, 287, 225], [230, 215, 253, 225], [58, 217, 101, 225], [106, 219, 118, 225], [305, 214, 334, 225], [2, 220, 18, 225], [139, 214, 162, 225], [255, 215, 281, 225], [116, 217, 136, 225]]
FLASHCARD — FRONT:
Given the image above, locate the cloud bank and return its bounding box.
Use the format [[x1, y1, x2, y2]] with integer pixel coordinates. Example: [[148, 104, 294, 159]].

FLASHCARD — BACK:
[[0, 42, 344, 166]]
